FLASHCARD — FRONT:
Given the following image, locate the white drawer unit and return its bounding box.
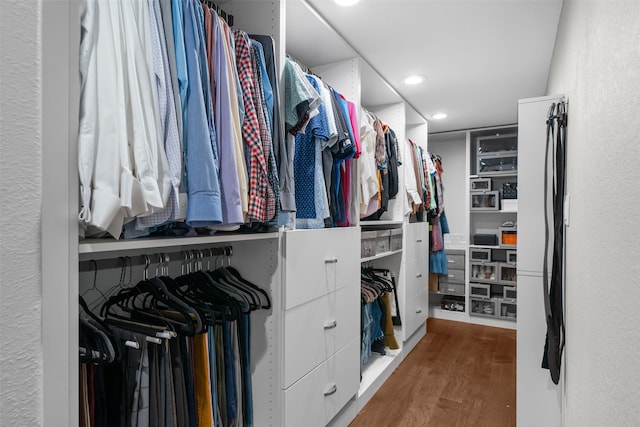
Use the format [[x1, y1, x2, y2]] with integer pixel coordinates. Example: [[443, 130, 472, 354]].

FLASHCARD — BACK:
[[284, 227, 359, 310], [282, 285, 359, 388], [401, 222, 429, 341], [283, 339, 360, 427]]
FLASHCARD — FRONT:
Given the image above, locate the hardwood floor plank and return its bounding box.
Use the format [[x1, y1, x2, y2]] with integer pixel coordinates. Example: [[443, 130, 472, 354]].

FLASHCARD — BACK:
[[350, 318, 516, 427]]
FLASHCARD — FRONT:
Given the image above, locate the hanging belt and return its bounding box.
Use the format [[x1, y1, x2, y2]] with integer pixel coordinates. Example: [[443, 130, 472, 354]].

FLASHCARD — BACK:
[[542, 101, 567, 385]]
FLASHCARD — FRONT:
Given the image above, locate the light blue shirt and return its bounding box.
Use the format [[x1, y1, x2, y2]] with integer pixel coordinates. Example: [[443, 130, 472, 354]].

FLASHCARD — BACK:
[[182, 0, 222, 226]]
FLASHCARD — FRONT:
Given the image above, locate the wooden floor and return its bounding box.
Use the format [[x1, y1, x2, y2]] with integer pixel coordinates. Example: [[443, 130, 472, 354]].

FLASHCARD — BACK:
[[350, 318, 516, 427]]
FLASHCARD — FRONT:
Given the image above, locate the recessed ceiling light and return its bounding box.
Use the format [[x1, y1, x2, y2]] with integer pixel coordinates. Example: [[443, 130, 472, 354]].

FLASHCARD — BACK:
[[403, 74, 425, 85], [432, 113, 448, 120], [334, 0, 360, 6]]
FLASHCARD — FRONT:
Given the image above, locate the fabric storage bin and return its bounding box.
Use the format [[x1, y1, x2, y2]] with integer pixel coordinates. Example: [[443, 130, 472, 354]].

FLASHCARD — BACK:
[[470, 261, 497, 283], [361, 231, 377, 258], [470, 247, 491, 262], [499, 226, 517, 247], [470, 282, 491, 298], [498, 263, 517, 285], [439, 268, 465, 284], [473, 234, 498, 246], [477, 153, 518, 175], [503, 286, 517, 299], [470, 297, 497, 317], [375, 229, 391, 254], [470, 191, 500, 211], [470, 177, 492, 192], [439, 282, 465, 296], [389, 228, 403, 251], [498, 298, 517, 320], [445, 251, 465, 269]]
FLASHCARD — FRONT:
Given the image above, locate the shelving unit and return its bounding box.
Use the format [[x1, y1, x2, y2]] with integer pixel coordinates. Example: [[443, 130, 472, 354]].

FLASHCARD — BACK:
[[428, 126, 518, 330], [468, 127, 519, 325]]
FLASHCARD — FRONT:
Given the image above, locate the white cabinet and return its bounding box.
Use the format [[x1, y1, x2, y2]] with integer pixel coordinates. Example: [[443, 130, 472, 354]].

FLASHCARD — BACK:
[[283, 339, 360, 427], [283, 284, 359, 388], [516, 95, 563, 427], [284, 228, 359, 309], [282, 227, 360, 425], [400, 222, 429, 341]]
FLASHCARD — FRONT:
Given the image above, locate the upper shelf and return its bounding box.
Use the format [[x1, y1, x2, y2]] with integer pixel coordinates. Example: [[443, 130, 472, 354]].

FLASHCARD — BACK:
[[360, 220, 404, 227], [79, 232, 279, 257]]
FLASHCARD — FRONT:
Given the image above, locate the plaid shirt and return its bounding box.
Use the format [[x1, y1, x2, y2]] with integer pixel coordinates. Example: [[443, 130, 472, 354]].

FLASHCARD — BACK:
[[234, 29, 269, 222], [250, 44, 278, 222]]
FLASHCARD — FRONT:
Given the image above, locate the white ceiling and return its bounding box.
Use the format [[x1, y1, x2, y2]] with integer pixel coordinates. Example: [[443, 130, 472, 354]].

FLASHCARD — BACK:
[[285, 0, 563, 133]]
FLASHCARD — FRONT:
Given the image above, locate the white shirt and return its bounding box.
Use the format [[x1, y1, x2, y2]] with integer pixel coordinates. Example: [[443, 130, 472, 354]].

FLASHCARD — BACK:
[[78, 0, 172, 239]]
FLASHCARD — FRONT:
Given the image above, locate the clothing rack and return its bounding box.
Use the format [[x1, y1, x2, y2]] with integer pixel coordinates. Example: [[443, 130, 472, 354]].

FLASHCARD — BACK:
[[204, 0, 234, 27], [286, 53, 322, 79], [79, 245, 235, 273]]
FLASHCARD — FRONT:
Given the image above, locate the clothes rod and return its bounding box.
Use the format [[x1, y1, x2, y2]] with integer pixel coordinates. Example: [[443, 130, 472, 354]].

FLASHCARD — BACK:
[[78, 246, 234, 272]]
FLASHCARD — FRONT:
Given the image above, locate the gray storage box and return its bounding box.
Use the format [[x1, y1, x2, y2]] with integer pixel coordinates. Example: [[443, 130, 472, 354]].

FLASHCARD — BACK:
[[389, 228, 403, 251], [361, 231, 377, 258], [375, 229, 391, 254]]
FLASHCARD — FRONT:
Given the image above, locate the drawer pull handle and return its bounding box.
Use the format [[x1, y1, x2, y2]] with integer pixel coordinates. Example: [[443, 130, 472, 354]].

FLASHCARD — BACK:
[[416, 308, 423, 314], [325, 258, 338, 264], [416, 273, 423, 278], [324, 384, 338, 396], [448, 274, 455, 278], [324, 320, 338, 330], [416, 239, 423, 243], [448, 288, 456, 292], [448, 260, 455, 263]]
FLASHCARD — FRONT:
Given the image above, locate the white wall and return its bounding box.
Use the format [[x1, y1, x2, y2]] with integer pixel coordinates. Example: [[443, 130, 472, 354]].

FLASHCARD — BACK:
[[546, 1, 640, 425], [0, 1, 44, 426]]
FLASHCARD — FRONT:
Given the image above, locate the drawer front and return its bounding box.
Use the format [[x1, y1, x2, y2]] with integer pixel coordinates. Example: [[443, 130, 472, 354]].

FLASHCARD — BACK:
[[439, 268, 465, 284], [284, 339, 360, 427], [403, 288, 429, 340], [439, 282, 465, 296], [284, 228, 359, 309], [283, 285, 359, 388], [470, 282, 491, 298], [404, 223, 428, 265], [446, 254, 465, 269]]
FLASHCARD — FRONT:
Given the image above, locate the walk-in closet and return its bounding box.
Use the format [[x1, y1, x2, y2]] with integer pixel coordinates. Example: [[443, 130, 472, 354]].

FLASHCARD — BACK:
[[3, 1, 640, 427]]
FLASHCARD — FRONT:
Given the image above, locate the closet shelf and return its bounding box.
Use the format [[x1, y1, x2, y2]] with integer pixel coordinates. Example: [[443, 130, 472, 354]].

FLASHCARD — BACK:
[[359, 220, 404, 227], [471, 209, 518, 214], [79, 232, 279, 256], [360, 249, 403, 263]]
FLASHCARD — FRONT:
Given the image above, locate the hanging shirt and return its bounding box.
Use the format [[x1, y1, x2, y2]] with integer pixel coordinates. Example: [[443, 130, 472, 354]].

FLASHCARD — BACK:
[[220, 18, 249, 219], [207, 10, 244, 227], [250, 35, 289, 214], [358, 109, 378, 214], [250, 42, 277, 222], [404, 139, 422, 214], [137, 0, 182, 228], [295, 74, 331, 229], [234, 29, 270, 223], [294, 75, 323, 222], [182, 0, 222, 226]]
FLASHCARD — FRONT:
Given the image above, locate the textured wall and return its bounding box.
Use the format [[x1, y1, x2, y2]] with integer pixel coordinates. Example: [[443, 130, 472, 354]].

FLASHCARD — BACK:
[[546, 1, 640, 425], [0, 0, 44, 426]]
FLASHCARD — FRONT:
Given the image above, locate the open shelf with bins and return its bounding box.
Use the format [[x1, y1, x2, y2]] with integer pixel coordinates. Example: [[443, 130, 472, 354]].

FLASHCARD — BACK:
[[469, 127, 518, 325]]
